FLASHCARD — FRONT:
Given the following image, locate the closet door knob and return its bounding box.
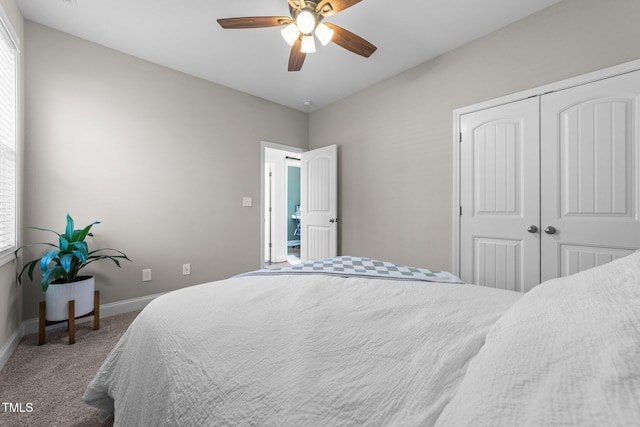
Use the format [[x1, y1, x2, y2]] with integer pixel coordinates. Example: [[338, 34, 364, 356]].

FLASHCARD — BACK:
[[527, 225, 538, 233], [544, 226, 557, 235]]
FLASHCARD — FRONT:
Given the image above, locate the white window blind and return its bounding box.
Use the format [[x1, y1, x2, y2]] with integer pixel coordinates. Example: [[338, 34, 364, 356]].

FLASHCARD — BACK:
[[0, 16, 17, 266]]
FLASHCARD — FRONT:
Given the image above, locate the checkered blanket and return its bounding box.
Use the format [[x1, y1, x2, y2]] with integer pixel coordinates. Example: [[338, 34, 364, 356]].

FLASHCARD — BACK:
[[236, 256, 463, 284]]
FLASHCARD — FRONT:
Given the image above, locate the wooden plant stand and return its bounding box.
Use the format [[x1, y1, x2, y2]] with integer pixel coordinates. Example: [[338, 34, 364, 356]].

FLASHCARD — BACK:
[[38, 290, 100, 345]]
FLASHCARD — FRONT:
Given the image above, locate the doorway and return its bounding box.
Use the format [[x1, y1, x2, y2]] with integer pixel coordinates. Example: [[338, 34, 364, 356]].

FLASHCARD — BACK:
[[262, 142, 305, 269], [261, 142, 339, 269]]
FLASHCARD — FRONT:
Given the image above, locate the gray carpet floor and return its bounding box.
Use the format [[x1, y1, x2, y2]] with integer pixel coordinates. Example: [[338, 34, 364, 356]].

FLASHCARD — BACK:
[[0, 310, 140, 427]]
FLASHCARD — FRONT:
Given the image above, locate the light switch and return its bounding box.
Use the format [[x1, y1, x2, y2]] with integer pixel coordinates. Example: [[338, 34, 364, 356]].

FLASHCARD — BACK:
[[242, 197, 253, 207]]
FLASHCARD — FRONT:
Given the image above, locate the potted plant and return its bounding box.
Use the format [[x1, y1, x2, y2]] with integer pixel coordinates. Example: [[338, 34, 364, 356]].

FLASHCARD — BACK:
[[15, 213, 131, 321]]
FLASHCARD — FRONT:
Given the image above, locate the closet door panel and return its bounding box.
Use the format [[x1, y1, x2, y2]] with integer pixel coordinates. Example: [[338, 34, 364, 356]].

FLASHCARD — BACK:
[[460, 97, 540, 292], [473, 238, 520, 291], [541, 70, 640, 281], [562, 99, 630, 215], [561, 245, 632, 277]]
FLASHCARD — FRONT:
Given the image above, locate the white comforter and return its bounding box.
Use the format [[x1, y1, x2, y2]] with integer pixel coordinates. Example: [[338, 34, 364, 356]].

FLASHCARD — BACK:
[[84, 273, 520, 426], [435, 251, 640, 426]]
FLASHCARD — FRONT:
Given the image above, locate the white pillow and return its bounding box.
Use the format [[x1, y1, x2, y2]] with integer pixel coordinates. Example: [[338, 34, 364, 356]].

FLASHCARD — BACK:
[[435, 251, 640, 426]]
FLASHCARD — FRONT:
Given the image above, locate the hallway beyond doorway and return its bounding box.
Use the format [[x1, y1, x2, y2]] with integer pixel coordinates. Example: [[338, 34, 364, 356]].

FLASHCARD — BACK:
[[265, 244, 301, 269]]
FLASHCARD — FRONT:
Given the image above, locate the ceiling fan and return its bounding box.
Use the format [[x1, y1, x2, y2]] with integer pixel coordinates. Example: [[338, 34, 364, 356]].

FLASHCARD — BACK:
[[217, 0, 377, 72]]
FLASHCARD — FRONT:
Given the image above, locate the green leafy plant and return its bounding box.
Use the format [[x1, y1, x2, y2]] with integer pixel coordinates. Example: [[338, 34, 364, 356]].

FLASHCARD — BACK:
[[15, 213, 131, 292]]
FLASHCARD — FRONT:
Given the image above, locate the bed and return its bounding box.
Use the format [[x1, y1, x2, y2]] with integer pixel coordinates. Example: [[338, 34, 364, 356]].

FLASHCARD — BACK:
[[83, 254, 640, 426]]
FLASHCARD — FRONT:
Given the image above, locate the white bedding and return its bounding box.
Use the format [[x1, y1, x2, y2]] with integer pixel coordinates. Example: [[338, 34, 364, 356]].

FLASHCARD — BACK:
[[436, 251, 640, 426], [83, 273, 520, 426], [84, 252, 640, 426]]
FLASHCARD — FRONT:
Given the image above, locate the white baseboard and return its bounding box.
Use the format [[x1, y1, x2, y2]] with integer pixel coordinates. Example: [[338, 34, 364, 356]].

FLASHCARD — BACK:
[[0, 292, 165, 371], [0, 323, 24, 372]]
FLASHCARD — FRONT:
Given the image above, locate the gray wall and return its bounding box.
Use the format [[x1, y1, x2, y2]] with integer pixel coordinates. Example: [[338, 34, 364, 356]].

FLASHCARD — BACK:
[[0, 0, 23, 354], [308, 0, 640, 272], [21, 21, 308, 319]]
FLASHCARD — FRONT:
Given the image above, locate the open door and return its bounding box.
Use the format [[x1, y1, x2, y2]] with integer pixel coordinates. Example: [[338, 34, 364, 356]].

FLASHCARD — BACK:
[[300, 144, 338, 261]]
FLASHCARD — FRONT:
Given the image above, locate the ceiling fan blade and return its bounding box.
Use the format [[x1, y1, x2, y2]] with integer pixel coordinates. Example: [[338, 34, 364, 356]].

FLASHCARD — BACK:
[[316, 0, 362, 17], [288, 0, 305, 9], [324, 23, 376, 58], [217, 16, 292, 29], [288, 38, 306, 71]]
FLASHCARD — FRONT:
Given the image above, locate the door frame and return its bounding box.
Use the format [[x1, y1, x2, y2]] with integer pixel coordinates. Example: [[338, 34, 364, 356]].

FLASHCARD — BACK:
[[260, 141, 306, 269], [452, 58, 640, 277]]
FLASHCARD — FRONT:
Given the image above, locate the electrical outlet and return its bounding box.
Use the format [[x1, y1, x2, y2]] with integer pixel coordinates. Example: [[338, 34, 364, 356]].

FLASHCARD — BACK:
[[182, 264, 191, 276], [242, 197, 252, 207], [142, 269, 152, 282]]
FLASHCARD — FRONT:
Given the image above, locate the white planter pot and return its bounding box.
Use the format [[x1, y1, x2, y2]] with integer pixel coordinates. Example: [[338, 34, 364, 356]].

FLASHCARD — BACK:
[[45, 276, 95, 321]]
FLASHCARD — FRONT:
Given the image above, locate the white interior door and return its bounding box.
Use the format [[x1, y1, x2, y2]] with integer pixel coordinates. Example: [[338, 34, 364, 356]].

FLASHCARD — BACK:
[[540, 70, 640, 280], [300, 144, 338, 261], [460, 97, 540, 292]]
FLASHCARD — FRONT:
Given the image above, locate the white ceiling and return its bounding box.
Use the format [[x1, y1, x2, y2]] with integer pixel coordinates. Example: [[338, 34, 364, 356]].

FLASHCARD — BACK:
[[16, 0, 561, 112]]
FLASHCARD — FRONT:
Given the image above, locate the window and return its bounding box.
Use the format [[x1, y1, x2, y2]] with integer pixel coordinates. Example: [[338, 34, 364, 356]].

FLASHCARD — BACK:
[[0, 11, 18, 267]]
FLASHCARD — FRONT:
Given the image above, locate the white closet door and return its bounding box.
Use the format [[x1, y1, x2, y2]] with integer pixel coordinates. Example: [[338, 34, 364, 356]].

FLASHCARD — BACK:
[[460, 97, 540, 292], [541, 70, 640, 281]]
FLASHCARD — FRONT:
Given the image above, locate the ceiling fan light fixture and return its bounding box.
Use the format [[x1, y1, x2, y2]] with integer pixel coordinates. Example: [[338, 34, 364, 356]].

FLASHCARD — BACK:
[[301, 34, 316, 53], [296, 10, 316, 34], [218, 0, 377, 71], [281, 23, 300, 46], [314, 22, 334, 46]]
